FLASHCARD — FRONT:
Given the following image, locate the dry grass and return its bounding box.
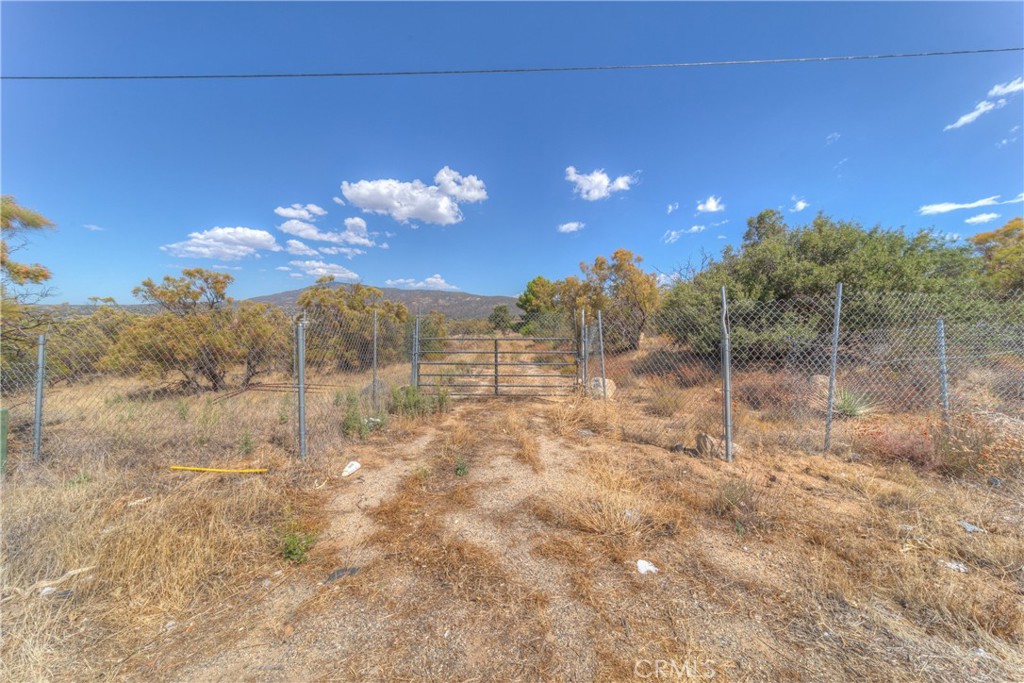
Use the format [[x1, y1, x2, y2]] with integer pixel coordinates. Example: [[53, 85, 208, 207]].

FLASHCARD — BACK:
[[0, 442, 328, 681], [4, 370, 1024, 682], [498, 408, 543, 472]]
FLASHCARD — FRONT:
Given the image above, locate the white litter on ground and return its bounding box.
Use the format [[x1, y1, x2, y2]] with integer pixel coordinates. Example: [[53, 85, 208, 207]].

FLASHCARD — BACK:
[[636, 560, 659, 575], [342, 461, 361, 477]]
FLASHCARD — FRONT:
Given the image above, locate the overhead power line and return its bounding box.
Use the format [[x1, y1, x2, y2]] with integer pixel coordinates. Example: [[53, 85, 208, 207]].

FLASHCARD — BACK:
[[3, 47, 1021, 82]]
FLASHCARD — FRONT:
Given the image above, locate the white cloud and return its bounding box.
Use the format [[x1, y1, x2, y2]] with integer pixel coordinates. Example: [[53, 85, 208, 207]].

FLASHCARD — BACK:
[[943, 77, 1021, 132], [656, 272, 681, 287], [289, 272, 304, 279], [717, 235, 727, 240], [433, 166, 488, 202], [712, 219, 729, 227], [662, 225, 705, 243], [332, 196, 346, 206], [825, 132, 841, 145], [988, 77, 1024, 98], [162, 226, 281, 260], [275, 266, 292, 271], [565, 166, 636, 201], [339, 217, 375, 247], [341, 166, 487, 225], [274, 203, 327, 221], [696, 195, 725, 213], [277, 217, 379, 249], [285, 239, 319, 256], [83, 224, 103, 232], [667, 202, 679, 214], [1003, 192, 1024, 204], [385, 274, 459, 291], [557, 221, 585, 233], [790, 196, 809, 212], [278, 219, 339, 242], [944, 100, 1004, 131], [964, 213, 1001, 225], [212, 264, 243, 271], [918, 195, 1000, 215], [288, 259, 359, 281], [320, 246, 366, 259]]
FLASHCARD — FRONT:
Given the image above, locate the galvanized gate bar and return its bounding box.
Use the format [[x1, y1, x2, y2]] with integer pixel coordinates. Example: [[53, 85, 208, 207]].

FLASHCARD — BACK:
[[417, 360, 576, 366], [413, 322, 579, 398], [418, 336, 573, 342]]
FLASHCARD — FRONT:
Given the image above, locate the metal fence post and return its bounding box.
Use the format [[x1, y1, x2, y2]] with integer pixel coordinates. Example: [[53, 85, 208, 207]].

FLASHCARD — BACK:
[[580, 309, 588, 387], [372, 309, 379, 412], [824, 282, 844, 452], [719, 288, 733, 462], [296, 319, 307, 461], [597, 310, 607, 400], [494, 338, 500, 396], [937, 318, 950, 423], [413, 316, 421, 388], [32, 334, 47, 463]]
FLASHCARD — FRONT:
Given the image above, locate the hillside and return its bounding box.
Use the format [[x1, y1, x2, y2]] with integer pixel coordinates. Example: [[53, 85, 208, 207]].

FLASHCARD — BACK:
[[247, 283, 521, 319], [40, 285, 521, 320]]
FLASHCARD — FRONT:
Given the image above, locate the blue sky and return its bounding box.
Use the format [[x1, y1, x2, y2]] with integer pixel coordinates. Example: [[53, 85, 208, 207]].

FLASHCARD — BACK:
[[2, 1, 1023, 304]]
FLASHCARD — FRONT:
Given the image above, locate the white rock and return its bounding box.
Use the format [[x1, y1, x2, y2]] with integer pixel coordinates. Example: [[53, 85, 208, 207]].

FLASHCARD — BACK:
[[636, 560, 659, 575], [342, 461, 361, 477], [588, 377, 616, 399]]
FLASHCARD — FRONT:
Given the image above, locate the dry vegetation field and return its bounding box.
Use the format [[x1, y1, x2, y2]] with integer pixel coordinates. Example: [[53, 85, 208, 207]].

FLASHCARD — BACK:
[[2, 352, 1023, 682]]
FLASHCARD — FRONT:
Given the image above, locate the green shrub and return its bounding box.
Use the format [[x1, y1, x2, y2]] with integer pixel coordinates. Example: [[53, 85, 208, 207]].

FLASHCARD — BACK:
[[281, 532, 316, 564], [342, 393, 368, 439]]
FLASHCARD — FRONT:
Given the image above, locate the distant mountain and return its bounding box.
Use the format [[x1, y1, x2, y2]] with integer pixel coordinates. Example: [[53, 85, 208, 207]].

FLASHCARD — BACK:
[[247, 284, 521, 319]]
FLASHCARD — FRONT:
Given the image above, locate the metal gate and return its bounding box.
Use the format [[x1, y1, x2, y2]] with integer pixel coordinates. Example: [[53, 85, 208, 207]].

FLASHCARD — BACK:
[[412, 329, 579, 398]]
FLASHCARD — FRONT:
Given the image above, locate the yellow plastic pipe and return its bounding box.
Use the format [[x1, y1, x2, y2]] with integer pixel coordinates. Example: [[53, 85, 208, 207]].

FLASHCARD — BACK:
[[169, 466, 268, 474]]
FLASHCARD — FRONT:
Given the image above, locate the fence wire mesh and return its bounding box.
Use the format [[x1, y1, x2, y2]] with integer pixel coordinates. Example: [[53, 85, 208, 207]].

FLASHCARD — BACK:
[[2, 287, 1021, 465]]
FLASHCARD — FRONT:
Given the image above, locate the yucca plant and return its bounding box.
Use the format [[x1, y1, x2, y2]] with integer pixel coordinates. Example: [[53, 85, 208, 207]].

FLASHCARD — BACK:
[[833, 387, 876, 418]]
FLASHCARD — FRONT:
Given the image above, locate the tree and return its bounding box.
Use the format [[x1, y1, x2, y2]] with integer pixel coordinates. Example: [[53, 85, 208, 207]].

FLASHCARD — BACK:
[[1, 196, 56, 391], [969, 217, 1024, 294], [133, 268, 234, 316], [517, 250, 661, 351], [517, 276, 558, 314], [298, 278, 409, 371], [658, 210, 986, 358], [488, 305, 514, 332], [1, 195, 53, 288], [578, 249, 661, 352], [107, 269, 245, 391]]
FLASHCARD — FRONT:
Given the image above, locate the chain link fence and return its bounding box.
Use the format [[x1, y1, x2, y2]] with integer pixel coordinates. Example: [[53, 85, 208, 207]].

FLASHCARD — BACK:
[[3, 287, 1022, 467], [582, 287, 1024, 455]]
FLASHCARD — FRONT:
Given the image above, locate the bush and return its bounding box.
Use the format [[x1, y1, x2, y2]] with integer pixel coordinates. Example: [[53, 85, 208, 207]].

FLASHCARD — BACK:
[[341, 394, 368, 439], [855, 425, 936, 469], [281, 532, 316, 564]]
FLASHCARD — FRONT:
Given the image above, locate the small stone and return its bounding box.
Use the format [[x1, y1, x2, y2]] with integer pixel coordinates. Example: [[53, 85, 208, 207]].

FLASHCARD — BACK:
[[958, 520, 986, 533], [587, 377, 616, 399], [636, 559, 659, 575], [577, 429, 596, 437], [942, 560, 969, 573], [342, 461, 361, 477], [325, 567, 360, 583], [988, 477, 1003, 488], [39, 587, 56, 597]]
